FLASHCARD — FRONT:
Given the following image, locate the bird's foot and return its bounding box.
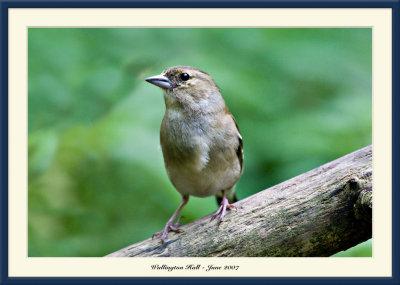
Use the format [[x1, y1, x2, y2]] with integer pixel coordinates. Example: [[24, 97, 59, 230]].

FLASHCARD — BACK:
[[211, 197, 235, 222], [152, 216, 183, 244]]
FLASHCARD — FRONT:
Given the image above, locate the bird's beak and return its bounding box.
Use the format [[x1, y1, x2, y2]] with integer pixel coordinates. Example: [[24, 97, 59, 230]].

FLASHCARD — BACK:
[[145, 74, 172, 89]]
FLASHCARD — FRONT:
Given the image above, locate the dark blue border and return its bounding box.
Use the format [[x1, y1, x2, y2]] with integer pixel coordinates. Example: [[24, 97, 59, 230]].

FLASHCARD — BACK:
[[1, 0, 399, 284], [0, 0, 399, 8], [0, 0, 9, 285]]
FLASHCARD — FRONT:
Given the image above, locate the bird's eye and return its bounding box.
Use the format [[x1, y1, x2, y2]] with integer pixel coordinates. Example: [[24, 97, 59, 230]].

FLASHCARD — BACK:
[[180, 73, 190, 81]]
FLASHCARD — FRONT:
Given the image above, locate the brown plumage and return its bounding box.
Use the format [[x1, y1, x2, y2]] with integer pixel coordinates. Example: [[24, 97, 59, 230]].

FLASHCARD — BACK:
[[145, 66, 244, 243]]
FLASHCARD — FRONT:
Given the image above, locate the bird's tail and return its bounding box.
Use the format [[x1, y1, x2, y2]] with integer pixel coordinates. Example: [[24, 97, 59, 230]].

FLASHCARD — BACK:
[[215, 187, 238, 205], [216, 194, 238, 205]]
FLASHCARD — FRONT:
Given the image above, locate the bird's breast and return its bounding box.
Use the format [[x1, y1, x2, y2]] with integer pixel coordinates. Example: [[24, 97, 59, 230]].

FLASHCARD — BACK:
[[159, 110, 241, 197], [160, 110, 210, 171]]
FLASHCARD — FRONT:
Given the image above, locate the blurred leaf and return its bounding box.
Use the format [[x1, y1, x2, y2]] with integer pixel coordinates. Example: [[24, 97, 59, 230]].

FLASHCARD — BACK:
[[332, 239, 372, 257]]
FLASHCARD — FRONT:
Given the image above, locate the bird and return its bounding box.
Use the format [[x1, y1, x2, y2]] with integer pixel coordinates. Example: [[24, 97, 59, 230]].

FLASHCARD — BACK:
[[145, 66, 244, 243]]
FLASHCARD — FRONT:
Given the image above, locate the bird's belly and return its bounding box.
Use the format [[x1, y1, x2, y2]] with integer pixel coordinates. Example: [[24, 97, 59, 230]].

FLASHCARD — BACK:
[[165, 151, 241, 197]]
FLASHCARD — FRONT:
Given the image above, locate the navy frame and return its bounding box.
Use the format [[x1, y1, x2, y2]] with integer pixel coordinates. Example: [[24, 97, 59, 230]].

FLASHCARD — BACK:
[[0, 0, 398, 284]]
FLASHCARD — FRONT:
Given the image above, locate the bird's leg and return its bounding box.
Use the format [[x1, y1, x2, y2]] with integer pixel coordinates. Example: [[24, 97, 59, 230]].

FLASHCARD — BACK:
[[153, 195, 189, 243], [212, 191, 235, 221]]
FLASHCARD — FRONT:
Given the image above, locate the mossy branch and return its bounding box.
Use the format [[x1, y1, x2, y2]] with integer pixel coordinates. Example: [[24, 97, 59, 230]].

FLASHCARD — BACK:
[[107, 145, 372, 257]]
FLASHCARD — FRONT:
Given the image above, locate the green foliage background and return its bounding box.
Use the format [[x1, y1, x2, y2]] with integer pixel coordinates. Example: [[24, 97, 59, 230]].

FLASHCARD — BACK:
[[28, 28, 372, 257]]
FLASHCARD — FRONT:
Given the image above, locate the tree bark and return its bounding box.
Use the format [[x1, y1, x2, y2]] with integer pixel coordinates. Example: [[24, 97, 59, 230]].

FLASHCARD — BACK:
[[107, 145, 372, 257]]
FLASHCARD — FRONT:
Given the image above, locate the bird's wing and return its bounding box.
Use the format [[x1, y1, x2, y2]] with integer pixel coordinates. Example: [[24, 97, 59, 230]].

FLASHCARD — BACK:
[[231, 114, 244, 173]]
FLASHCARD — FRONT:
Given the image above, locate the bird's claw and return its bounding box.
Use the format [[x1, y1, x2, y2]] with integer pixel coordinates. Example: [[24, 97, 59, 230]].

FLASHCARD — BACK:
[[211, 202, 235, 222], [152, 216, 184, 243]]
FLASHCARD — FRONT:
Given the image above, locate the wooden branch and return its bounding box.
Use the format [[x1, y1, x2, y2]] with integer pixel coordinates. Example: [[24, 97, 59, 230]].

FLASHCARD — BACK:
[[107, 145, 372, 257]]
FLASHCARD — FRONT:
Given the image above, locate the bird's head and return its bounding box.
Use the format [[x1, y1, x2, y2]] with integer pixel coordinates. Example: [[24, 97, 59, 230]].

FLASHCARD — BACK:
[[145, 66, 224, 112]]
